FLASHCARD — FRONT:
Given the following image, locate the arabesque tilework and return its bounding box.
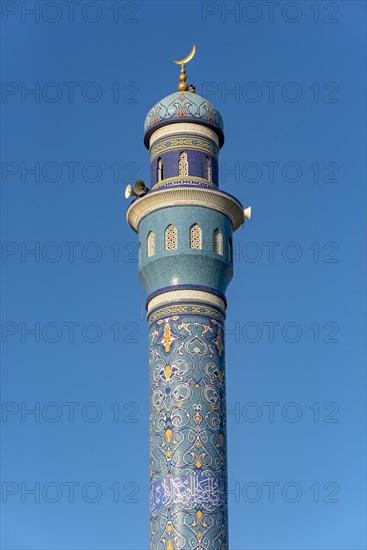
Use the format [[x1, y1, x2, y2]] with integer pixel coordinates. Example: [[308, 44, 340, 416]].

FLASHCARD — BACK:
[[149, 307, 228, 549]]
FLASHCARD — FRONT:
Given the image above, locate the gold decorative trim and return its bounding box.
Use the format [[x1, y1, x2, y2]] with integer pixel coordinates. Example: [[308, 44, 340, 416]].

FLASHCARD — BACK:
[[148, 303, 225, 325], [150, 135, 218, 161]]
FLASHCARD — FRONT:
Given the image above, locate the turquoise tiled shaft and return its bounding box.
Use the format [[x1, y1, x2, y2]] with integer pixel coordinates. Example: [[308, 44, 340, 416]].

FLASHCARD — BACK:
[[126, 81, 246, 549]]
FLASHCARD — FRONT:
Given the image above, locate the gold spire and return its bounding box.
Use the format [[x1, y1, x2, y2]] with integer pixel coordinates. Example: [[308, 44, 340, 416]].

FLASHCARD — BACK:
[[173, 44, 196, 92]]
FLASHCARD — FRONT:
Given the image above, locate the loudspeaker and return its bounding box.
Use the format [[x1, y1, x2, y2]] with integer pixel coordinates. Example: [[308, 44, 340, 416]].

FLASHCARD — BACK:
[[243, 206, 252, 221], [125, 180, 149, 199]]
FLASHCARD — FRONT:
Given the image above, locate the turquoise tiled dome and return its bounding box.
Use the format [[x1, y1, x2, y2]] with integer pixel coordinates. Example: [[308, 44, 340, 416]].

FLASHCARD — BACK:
[[144, 91, 224, 148]]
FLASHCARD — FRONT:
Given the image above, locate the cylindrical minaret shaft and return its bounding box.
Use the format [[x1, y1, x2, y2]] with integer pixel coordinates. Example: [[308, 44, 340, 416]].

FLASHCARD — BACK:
[[126, 62, 247, 548], [147, 292, 228, 548]]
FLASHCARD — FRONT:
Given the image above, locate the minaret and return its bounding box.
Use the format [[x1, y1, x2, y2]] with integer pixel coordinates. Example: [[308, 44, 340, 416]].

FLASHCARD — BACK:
[[126, 47, 250, 549]]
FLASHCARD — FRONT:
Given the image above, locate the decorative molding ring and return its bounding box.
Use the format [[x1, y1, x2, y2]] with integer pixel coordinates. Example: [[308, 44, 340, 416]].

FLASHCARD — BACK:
[[149, 123, 220, 148], [126, 187, 244, 232], [152, 176, 216, 190], [147, 290, 226, 316]]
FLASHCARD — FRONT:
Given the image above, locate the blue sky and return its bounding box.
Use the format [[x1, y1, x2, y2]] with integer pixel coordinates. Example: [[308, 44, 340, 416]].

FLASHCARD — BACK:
[[1, 1, 366, 548]]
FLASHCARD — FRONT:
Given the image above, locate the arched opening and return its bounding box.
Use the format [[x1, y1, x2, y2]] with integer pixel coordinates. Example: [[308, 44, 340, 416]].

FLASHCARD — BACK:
[[213, 228, 223, 255], [147, 231, 155, 257], [165, 224, 177, 251], [178, 151, 188, 176], [157, 157, 163, 182], [204, 155, 211, 181], [190, 224, 202, 250]]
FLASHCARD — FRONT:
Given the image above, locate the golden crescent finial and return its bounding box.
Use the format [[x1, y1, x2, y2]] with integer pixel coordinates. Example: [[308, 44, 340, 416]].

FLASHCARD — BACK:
[[172, 44, 196, 92], [172, 44, 196, 66]]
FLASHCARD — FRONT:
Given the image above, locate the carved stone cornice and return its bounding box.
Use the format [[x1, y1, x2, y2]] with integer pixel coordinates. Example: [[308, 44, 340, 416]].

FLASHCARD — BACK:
[[126, 187, 245, 232]]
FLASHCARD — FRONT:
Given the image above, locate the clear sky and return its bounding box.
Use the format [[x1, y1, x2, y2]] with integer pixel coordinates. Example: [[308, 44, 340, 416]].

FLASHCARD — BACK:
[[1, 1, 366, 549]]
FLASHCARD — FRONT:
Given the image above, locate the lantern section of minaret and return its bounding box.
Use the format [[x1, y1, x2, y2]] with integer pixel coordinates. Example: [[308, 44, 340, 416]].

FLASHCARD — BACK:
[[126, 47, 250, 549]]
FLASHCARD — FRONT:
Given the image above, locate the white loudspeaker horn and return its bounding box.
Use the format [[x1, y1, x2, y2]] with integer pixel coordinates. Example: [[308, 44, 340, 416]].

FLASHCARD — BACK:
[[124, 184, 133, 199], [243, 206, 252, 221], [124, 179, 149, 199]]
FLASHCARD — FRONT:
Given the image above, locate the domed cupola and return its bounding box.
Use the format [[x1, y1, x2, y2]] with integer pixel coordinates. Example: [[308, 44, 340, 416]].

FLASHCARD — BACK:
[[143, 90, 224, 149]]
